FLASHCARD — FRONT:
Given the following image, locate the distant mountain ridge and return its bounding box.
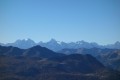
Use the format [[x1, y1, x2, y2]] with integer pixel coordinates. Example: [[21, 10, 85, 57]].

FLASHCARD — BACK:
[[1, 38, 120, 51], [59, 48, 120, 71], [0, 45, 120, 80], [0, 45, 64, 58]]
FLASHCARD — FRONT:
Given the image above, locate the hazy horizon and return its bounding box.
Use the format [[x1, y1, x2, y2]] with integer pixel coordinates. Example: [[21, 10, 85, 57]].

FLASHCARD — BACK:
[[0, 0, 120, 44], [0, 38, 120, 45]]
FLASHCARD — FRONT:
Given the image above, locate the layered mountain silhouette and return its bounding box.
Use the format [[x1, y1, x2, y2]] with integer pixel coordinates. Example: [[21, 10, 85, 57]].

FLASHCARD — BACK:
[[59, 48, 120, 71], [0, 45, 64, 58], [1, 39, 36, 49], [0, 45, 120, 80], [1, 39, 120, 51]]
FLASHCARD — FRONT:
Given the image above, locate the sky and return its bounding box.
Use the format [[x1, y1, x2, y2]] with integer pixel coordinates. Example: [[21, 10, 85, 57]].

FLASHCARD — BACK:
[[0, 0, 120, 44]]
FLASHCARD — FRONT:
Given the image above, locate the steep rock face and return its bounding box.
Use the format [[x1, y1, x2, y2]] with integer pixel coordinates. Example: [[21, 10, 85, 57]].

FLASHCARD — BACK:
[[6, 39, 36, 49], [39, 39, 62, 51]]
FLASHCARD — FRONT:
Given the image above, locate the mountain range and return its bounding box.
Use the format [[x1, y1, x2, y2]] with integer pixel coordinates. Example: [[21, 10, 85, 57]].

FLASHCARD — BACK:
[[0, 45, 120, 80], [1, 38, 120, 51], [59, 48, 120, 71]]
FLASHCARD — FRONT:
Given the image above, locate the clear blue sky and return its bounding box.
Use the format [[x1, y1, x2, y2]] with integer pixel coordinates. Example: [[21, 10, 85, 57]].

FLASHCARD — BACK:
[[0, 0, 120, 44]]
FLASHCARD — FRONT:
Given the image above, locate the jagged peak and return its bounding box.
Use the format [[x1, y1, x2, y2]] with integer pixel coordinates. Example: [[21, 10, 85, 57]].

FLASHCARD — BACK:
[[115, 41, 120, 45], [49, 38, 57, 42], [76, 40, 88, 44], [15, 38, 35, 43]]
